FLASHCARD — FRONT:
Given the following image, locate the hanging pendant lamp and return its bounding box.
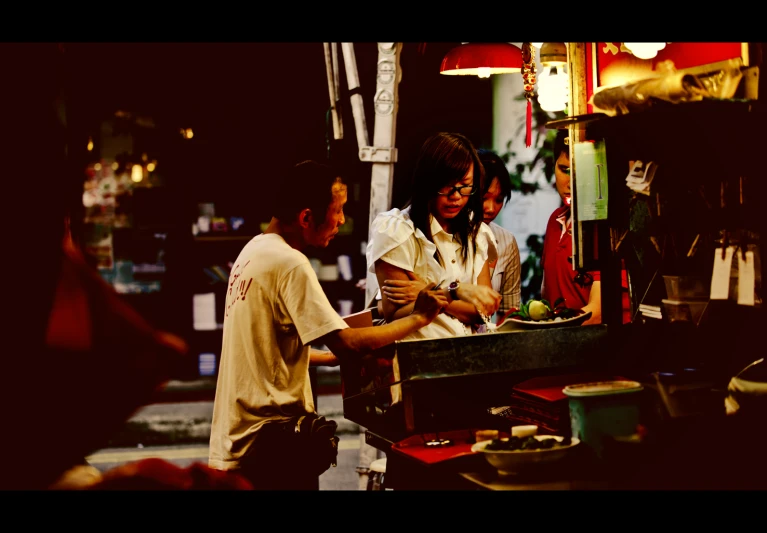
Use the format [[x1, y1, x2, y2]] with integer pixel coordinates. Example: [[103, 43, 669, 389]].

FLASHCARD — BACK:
[[439, 42, 523, 78]]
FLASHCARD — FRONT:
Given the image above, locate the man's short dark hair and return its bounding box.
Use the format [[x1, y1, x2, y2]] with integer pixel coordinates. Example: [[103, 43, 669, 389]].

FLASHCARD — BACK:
[[554, 129, 569, 160], [477, 148, 512, 205], [270, 160, 343, 225]]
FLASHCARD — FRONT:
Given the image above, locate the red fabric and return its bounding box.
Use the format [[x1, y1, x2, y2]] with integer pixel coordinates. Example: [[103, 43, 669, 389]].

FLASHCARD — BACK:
[[7, 231, 190, 490], [541, 206, 600, 309], [89, 458, 253, 490], [621, 268, 631, 324]]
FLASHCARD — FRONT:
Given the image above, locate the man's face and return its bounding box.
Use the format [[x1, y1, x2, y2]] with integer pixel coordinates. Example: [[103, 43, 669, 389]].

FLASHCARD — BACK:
[[307, 178, 347, 248], [554, 150, 571, 206], [482, 176, 504, 224]]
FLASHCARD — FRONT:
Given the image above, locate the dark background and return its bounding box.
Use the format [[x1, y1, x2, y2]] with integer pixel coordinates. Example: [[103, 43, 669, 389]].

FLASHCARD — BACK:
[[58, 42, 495, 371]]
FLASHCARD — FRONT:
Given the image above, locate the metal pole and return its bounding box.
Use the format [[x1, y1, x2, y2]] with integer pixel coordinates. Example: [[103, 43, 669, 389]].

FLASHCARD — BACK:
[[567, 42, 588, 269], [341, 43, 370, 154], [364, 42, 402, 306], [323, 43, 342, 140], [331, 43, 343, 139]]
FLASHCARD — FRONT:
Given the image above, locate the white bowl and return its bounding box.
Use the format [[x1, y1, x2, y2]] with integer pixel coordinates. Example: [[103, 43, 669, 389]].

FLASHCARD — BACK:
[[471, 435, 580, 476]]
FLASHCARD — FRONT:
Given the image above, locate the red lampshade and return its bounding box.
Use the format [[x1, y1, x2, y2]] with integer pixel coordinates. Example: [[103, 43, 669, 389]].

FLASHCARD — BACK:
[[440, 42, 523, 77]]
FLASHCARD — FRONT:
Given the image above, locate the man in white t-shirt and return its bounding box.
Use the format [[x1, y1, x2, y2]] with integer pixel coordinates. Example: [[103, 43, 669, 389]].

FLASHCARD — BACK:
[[208, 160, 448, 490]]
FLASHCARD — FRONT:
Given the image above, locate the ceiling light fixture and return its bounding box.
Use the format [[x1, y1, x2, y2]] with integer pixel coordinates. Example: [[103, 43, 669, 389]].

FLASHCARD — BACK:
[[440, 42, 523, 78]]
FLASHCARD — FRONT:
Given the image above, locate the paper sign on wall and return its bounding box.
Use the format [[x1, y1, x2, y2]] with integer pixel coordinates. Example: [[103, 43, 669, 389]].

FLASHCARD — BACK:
[[574, 140, 609, 221]]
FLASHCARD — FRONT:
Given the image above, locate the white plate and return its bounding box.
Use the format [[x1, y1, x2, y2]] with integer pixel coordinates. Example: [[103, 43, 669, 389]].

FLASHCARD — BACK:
[[472, 436, 580, 476], [495, 311, 592, 332]]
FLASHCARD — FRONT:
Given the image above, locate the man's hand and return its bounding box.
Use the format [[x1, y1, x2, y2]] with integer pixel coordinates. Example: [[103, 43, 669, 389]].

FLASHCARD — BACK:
[[411, 282, 449, 324], [382, 271, 427, 305], [455, 284, 501, 317]]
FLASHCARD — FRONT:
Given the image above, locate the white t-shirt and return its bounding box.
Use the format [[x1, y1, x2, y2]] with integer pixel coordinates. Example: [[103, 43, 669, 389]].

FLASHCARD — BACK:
[[208, 233, 348, 471], [366, 206, 497, 340]]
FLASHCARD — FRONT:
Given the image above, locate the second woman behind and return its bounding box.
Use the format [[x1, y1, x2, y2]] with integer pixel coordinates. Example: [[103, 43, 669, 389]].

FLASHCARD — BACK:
[[367, 131, 501, 338]]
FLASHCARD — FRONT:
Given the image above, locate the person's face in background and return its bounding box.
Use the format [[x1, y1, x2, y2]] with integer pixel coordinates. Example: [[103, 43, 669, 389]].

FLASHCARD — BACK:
[[554, 149, 571, 206], [432, 165, 474, 228], [307, 178, 347, 247], [482, 176, 504, 224]]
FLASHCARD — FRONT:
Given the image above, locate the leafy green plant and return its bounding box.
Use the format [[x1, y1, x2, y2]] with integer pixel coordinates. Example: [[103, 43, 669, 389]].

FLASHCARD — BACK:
[[499, 96, 568, 195]]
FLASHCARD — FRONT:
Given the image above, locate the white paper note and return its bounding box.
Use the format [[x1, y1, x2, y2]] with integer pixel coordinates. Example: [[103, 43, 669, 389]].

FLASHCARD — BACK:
[[737, 250, 755, 306], [710, 247, 734, 300], [193, 292, 217, 330]]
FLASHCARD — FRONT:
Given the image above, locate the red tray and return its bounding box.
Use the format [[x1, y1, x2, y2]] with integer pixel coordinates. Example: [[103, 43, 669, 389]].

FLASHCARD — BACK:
[[390, 429, 508, 466]]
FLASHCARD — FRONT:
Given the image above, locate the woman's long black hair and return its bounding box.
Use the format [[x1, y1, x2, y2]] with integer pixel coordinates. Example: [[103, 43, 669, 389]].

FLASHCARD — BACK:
[[405, 132, 485, 266]]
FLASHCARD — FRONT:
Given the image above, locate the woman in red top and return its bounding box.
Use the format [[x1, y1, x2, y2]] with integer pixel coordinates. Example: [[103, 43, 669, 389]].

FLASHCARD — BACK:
[[541, 130, 602, 325]]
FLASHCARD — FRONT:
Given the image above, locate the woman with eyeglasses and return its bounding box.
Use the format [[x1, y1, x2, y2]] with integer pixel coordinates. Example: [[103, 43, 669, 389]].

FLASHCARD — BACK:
[[367, 131, 501, 339], [541, 130, 602, 325]]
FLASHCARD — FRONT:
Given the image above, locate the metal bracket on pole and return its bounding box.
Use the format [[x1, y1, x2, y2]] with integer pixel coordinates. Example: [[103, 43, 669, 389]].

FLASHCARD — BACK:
[[359, 146, 398, 163]]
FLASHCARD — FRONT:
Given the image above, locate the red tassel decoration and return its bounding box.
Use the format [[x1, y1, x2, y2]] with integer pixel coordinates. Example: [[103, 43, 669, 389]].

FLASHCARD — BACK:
[[521, 43, 536, 149], [526, 99, 532, 148]]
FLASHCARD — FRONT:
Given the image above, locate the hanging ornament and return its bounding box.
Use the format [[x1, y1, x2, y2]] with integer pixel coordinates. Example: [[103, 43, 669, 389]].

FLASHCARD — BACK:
[[521, 42, 536, 148]]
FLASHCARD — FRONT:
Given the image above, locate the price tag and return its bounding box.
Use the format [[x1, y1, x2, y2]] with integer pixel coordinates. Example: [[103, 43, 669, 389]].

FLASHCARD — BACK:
[[737, 250, 755, 306], [710, 247, 734, 300]]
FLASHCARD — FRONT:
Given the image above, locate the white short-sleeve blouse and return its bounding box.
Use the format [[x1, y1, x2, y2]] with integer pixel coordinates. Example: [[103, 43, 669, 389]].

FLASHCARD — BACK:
[[366, 206, 497, 339]]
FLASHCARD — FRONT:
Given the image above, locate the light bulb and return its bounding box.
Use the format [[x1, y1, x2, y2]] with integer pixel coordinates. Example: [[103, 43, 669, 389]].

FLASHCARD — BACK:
[[477, 67, 491, 79], [624, 43, 666, 60], [537, 65, 568, 112], [131, 164, 143, 183]]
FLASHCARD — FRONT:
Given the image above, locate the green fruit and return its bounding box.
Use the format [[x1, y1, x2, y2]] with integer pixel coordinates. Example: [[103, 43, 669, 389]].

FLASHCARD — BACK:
[[529, 300, 548, 321]]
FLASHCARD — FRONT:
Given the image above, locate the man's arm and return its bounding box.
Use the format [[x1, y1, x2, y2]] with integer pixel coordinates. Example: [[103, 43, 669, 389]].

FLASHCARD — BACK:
[[499, 240, 522, 313], [316, 286, 447, 358], [309, 347, 340, 367], [581, 280, 602, 325], [376, 260, 497, 325]]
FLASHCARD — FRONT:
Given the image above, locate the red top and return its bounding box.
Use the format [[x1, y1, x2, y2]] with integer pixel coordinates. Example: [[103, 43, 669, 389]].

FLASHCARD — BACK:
[[541, 206, 600, 310]]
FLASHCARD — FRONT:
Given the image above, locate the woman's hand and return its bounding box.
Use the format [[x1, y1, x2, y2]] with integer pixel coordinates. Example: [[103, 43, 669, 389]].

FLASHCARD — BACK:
[[381, 271, 427, 305], [455, 284, 501, 317]]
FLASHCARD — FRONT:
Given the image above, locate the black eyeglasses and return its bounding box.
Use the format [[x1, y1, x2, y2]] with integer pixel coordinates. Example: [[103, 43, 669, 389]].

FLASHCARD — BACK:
[[436, 184, 475, 197]]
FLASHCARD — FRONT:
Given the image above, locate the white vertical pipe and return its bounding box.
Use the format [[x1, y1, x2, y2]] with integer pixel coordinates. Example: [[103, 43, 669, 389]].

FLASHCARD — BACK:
[[341, 43, 370, 154], [323, 43, 342, 140], [331, 43, 343, 139], [365, 43, 402, 306]]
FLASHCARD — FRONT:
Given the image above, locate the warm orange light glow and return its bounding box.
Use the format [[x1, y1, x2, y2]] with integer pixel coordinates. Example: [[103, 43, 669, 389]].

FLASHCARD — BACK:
[[131, 164, 143, 183], [87, 137, 94, 152], [93, 163, 102, 171], [146, 162, 156, 172], [111, 162, 119, 170]]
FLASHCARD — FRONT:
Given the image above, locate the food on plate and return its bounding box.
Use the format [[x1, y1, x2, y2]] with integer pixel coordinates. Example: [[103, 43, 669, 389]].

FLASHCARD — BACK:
[[528, 300, 548, 321], [483, 435, 571, 451], [496, 297, 584, 325], [475, 429, 500, 442]]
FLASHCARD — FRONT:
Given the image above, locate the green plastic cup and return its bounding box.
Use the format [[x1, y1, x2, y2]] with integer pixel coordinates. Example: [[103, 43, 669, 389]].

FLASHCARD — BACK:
[[563, 381, 644, 458]]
